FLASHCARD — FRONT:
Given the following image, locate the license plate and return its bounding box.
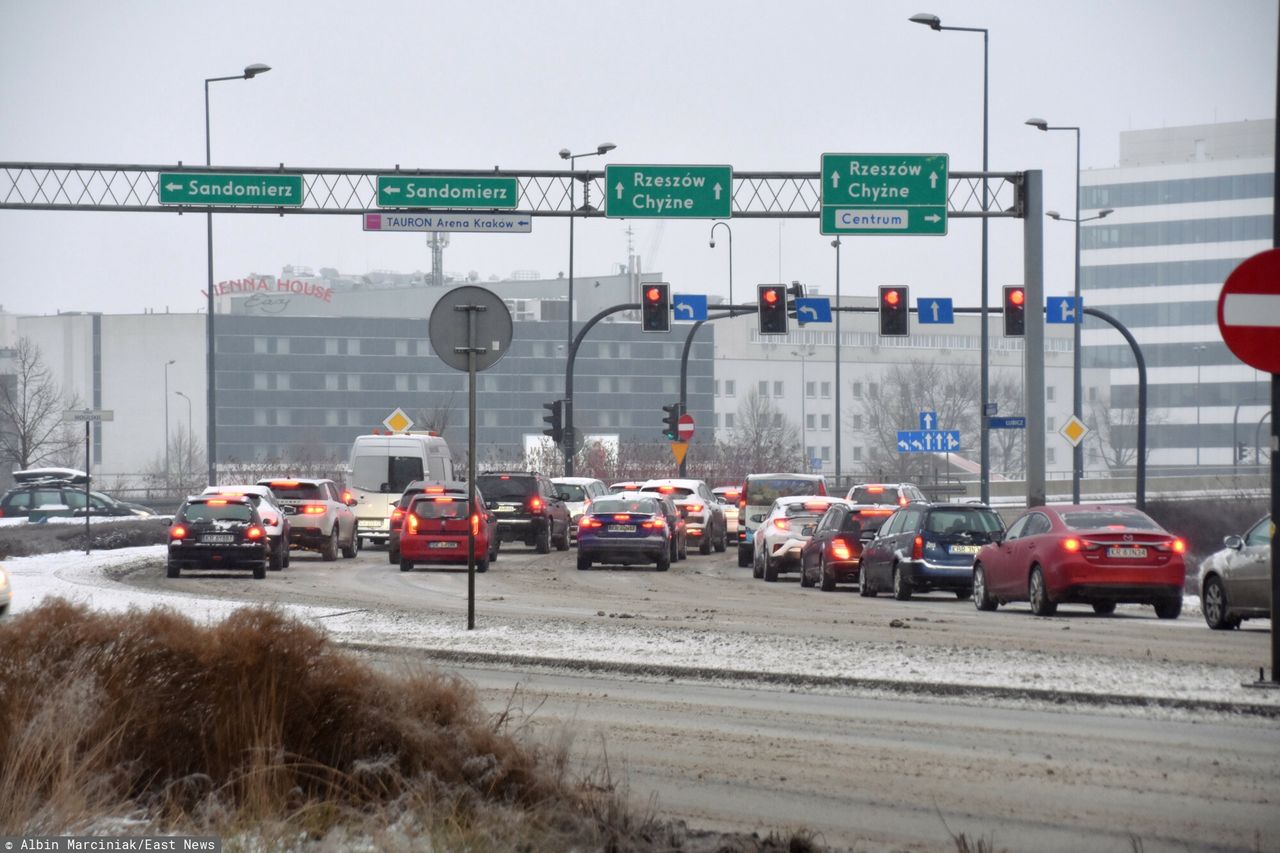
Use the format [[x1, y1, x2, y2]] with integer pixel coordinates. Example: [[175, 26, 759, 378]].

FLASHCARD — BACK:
[[428, 541, 458, 549], [950, 544, 980, 554], [607, 524, 636, 533], [1107, 546, 1147, 559], [494, 505, 515, 513], [200, 534, 234, 544], [358, 519, 380, 529]]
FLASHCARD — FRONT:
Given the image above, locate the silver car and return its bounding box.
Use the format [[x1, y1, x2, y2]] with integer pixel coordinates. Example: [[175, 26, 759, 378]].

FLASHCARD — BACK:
[[1199, 514, 1272, 630]]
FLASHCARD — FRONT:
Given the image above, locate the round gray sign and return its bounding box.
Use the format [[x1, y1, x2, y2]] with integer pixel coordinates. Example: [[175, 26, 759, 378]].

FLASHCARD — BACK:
[[428, 286, 513, 372]]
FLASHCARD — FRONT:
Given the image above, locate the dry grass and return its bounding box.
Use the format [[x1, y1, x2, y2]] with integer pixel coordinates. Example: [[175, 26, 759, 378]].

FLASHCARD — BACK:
[[0, 599, 817, 851]]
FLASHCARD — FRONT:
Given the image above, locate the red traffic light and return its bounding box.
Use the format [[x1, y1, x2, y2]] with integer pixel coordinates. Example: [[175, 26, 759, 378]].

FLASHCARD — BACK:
[[1008, 288, 1025, 306], [762, 288, 779, 306], [883, 289, 901, 307], [645, 286, 662, 303]]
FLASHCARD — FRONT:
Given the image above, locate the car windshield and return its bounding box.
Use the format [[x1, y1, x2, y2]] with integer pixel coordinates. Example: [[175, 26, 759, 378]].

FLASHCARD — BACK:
[[411, 497, 469, 519], [1060, 510, 1161, 531], [266, 482, 327, 501], [351, 455, 424, 494], [748, 478, 822, 505], [592, 498, 660, 515], [181, 502, 253, 522], [848, 486, 898, 505], [556, 483, 589, 501], [925, 509, 1003, 534], [477, 477, 534, 501]]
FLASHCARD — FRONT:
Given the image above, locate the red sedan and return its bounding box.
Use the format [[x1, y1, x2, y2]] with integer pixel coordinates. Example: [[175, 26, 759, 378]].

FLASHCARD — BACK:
[[972, 505, 1186, 618]]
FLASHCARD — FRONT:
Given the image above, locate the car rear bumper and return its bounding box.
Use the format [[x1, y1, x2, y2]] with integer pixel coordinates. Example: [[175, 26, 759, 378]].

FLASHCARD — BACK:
[[1046, 561, 1185, 598], [579, 537, 667, 564], [401, 536, 481, 564], [899, 561, 974, 590], [168, 542, 268, 568]]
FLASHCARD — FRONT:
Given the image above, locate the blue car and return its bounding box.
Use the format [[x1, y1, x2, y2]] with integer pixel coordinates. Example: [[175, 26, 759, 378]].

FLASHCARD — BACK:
[[576, 495, 671, 571], [859, 503, 1004, 600]]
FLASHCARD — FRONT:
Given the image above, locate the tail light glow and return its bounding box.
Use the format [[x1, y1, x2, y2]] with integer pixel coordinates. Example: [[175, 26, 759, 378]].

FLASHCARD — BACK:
[[528, 496, 544, 512], [580, 517, 603, 529], [471, 513, 480, 536], [246, 526, 265, 540], [302, 504, 327, 515], [1172, 538, 1186, 553], [685, 503, 704, 513], [831, 539, 852, 560], [390, 508, 406, 528], [912, 535, 924, 560], [772, 518, 790, 532], [642, 518, 667, 529], [170, 525, 187, 540], [612, 514, 632, 521], [1063, 538, 1081, 552], [407, 515, 419, 533]]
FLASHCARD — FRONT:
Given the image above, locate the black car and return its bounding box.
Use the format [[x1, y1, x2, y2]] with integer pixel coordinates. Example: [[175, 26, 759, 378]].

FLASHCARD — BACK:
[[167, 495, 271, 579], [859, 503, 1004, 600], [474, 471, 571, 553], [1, 469, 156, 520], [799, 503, 891, 591]]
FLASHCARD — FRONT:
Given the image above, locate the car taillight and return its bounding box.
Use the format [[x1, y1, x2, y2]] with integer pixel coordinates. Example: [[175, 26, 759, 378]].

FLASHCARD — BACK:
[[685, 503, 704, 513], [247, 526, 265, 540], [612, 514, 632, 521], [831, 539, 852, 560], [407, 515, 419, 533], [302, 504, 327, 514], [1172, 538, 1186, 554], [391, 508, 406, 526], [170, 525, 187, 540], [642, 518, 666, 529], [899, 496, 909, 506], [912, 535, 923, 560], [341, 490, 353, 503], [1063, 538, 1081, 552], [528, 496, 544, 512], [773, 518, 790, 532], [471, 513, 480, 536], [580, 517, 603, 529]]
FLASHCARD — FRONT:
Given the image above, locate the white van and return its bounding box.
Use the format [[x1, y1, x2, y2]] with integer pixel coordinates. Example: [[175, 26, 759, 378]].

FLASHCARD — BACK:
[[348, 432, 455, 548]]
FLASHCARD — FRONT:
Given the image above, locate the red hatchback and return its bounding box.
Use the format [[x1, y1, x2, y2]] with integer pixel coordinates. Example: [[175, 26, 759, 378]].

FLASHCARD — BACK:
[[972, 505, 1186, 618], [399, 489, 498, 573]]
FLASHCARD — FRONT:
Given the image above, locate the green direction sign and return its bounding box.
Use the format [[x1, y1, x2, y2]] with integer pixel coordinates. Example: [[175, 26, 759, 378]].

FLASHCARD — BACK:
[[605, 164, 732, 219], [819, 153, 948, 236], [376, 175, 519, 209], [158, 172, 304, 206]]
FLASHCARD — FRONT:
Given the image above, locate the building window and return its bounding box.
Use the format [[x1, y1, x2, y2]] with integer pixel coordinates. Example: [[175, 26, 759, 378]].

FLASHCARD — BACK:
[[1047, 386, 1056, 402], [852, 381, 863, 398], [853, 446, 863, 462], [1047, 447, 1057, 465], [1088, 386, 1098, 402], [725, 413, 735, 429], [820, 446, 831, 461], [759, 381, 769, 397], [713, 380, 720, 397], [773, 413, 783, 428], [773, 380, 784, 397], [853, 414, 863, 430], [725, 379, 735, 396], [1047, 416, 1055, 432], [820, 414, 831, 430], [820, 381, 831, 398], [806, 414, 816, 430], [806, 381, 816, 398], [869, 382, 879, 399]]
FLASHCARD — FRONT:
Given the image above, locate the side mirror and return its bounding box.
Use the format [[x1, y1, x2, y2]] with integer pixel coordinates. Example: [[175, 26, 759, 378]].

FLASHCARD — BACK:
[[992, 531, 1005, 545], [346, 497, 358, 507], [1224, 534, 1244, 551]]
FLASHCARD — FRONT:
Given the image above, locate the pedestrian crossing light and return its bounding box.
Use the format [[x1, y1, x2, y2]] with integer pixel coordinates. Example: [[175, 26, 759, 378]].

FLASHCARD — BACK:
[[878, 285, 909, 337], [641, 283, 671, 333], [542, 400, 564, 445], [662, 402, 682, 440], [757, 284, 788, 335], [1003, 285, 1027, 337]]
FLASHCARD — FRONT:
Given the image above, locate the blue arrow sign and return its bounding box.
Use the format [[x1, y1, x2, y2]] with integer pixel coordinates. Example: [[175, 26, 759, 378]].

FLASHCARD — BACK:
[[672, 294, 708, 322], [916, 298, 954, 324], [989, 416, 1027, 429], [1046, 296, 1082, 324], [919, 411, 938, 430], [794, 297, 832, 324], [896, 429, 961, 452]]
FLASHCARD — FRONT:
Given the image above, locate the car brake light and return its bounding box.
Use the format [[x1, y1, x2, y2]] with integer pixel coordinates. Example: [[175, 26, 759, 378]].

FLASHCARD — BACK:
[[803, 501, 827, 511], [912, 535, 923, 559], [831, 539, 852, 560], [867, 486, 884, 493], [426, 486, 446, 494], [580, 517, 603, 529], [899, 496, 909, 506], [529, 496, 544, 512], [341, 490, 353, 503], [170, 525, 187, 540], [247, 526, 264, 540], [433, 496, 454, 503], [471, 513, 480, 536], [1172, 538, 1186, 553], [685, 503, 704, 513], [302, 504, 327, 514], [391, 508, 405, 523], [407, 515, 419, 533], [658, 485, 675, 494], [642, 518, 666, 529], [207, 499, 227, 506], [773, 518, 790, 532], [1063, 538, 1081, 552], [270, 481, 299, 487], [612, 514, 632, 521]]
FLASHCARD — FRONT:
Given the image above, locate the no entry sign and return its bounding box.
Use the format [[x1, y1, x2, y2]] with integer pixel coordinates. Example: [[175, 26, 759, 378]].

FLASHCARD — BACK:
[[677, 413, 695, 441], [1219, 248, 1280, 373]]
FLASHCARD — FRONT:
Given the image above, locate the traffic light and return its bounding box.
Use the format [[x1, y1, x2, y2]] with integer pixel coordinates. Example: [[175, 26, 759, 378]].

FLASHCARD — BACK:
[[641, 283, 671, 333], [662, 402, 682, 440], [1003, 285, 1026, 337], [878, 285, 909, 336], [542, 400, 564, 445], [757, 284, 788, 335]]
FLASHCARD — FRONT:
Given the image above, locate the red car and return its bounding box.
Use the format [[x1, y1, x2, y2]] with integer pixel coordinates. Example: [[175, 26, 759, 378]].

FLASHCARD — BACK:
[[972, 505, 1186, 618], [399, 488, 498, 573]]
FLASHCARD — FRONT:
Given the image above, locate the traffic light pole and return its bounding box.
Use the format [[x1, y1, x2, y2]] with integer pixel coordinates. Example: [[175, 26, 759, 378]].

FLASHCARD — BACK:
[[563, 302, 640, 476], [677, 306, 759, 476]]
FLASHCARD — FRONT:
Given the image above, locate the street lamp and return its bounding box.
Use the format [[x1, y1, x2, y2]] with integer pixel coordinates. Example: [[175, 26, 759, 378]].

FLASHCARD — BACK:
[[1194, 344, 1207, 467], [163, 359, 175, 488], [831, 238, 842, 484], [710, 221, 733, 312], [557, 142, 616, 474], [911, 12, 992, 504], [205, 62, 270, 487], [175, 390, 193, 480], [1027, 117, 1117, 502]]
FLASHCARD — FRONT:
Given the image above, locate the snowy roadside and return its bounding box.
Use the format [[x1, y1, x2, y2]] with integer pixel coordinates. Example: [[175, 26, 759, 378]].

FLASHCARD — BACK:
[[5, 546, 1277, 712]]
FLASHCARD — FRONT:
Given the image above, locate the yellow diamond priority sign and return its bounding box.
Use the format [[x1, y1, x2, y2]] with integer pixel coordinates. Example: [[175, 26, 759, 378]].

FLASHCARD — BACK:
[[671, 441, 689, 465], [1059, 415, 1090, 448], [383, 408, 414, 434]]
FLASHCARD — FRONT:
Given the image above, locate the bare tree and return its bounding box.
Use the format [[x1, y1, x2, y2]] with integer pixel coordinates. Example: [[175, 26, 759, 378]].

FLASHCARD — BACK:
[[1088, 395, 1162, 471], [989, 370, 1026, 479], [719, 388, 805, 476], [0, 338, 82, 471], [412, 392, 457, 437]]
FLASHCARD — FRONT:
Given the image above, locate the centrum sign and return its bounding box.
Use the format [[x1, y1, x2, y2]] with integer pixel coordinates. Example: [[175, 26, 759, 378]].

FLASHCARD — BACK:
[[605, 164, 732, 219], [819, 153, 948, 236], [376, 175, 519, 209], [158, 172, 305, 206]]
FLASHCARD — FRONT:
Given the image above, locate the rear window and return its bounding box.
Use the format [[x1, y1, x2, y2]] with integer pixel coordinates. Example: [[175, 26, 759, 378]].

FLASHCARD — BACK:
[[848, 486, 899, 505], [352, 455, 425, 494], [747, 478, 824, 505], [592, 498, 661, 515], [477, 476, 536, 501], [267, 482, 327, 501], [925, 508, 1003, 534], [181, 502, 253, 522], [557, 483, 589, 501], [1061, 510, 1161, 531], [411, 497, 469, 519]]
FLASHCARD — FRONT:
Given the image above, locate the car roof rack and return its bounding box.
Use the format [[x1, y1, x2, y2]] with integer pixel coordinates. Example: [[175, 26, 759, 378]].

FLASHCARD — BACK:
[[12, 467, 89, 485]]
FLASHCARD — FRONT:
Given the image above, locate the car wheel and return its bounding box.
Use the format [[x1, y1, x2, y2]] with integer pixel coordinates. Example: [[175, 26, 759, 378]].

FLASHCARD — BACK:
[[577, 551, 591, 571], [972, 564, 997, 611], [799, 559, 815, 588], [535, 525, 551, 554], [1092, 601, 1117, 615], [252, 562, 266, 580], [656, 549, 671, 572], [166, 562, 180, 579], [1028, 567, 1057, 616], [489, 540, 499, 562], [820, 554, 836, 592], [282, 546, 290, 569], [699, 533, 712, 556], [669, 537, 678, 563], [859, 568, 876, 597], [399, 559, 413, 573], [892, 566, 911, 601], [738, 545, 751, 568], [476, 555, 489, 573], [1201, 575, 1239, 630], [388, 549, 399, 565], [268, 542, 283, 571], [341, 528, 358, 559], [1154, 597, 1182, 620], [322, 528, 339, 562], [763, 556, 778, 582], [714, 524, 727, 553], [752, 550, 763, 579], [679, 539, 688, 560]]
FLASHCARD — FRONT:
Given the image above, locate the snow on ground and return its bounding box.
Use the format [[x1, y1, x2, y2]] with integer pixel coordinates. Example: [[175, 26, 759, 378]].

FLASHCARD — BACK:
[[4, 546, 1277, 710]]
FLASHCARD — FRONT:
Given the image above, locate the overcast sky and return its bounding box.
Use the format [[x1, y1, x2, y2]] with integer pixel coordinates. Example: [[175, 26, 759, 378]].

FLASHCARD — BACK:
[[1, 0, 1274, 317]]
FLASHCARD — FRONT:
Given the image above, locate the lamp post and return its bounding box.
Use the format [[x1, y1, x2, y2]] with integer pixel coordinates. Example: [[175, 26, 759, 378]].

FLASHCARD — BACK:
[[831, 237, 842, 484], [1027, 118, 1116, 503], [557, 142, 616, 475], [1194, 344, 1207, 467], [163, 359, 175, 488], [792, 347, 815, 470], [911, 12, 992, 504], [205, 62, 270, 487], [710, 221, 733, 312], [175, 390, 193, 482]]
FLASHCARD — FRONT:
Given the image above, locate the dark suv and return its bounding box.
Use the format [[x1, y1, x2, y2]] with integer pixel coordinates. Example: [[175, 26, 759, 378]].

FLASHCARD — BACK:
[[859, 503, 1004, 600], [474, 471, 571, 553]]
